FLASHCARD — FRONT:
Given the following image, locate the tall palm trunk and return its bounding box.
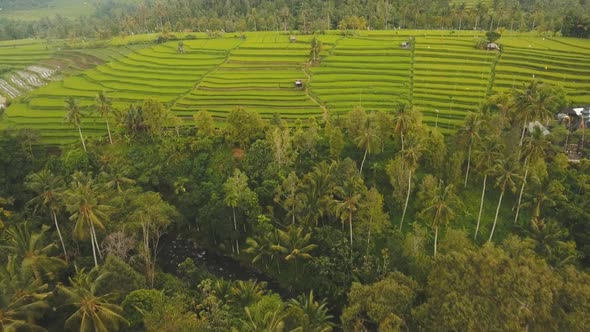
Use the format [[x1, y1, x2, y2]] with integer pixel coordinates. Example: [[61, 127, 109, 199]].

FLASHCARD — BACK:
[[464, 140, 473, 188], [366, 215, 373, 255], [433, 226, 439, 257], [348, 210, 353, 264], [105, 118, 113, 144], [519, 118, 527, 147], [78, 126, 87, 152], [89, 226, 98, 267], [514, 158, 529, 223], [52, 210, 68, 261], [233, 206, 240, 255], [360, 146, 368, 174], [489, 190, 505, 242], [400, 132, 405, 151], [400, 169, 412, 231], [475, 174, 487, 240], [90, 221, 102, 260]]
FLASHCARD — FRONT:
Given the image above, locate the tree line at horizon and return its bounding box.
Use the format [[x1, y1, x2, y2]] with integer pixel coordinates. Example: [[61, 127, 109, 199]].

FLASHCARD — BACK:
[[0, 0, 589, 41], [1, 77, 590, 330]]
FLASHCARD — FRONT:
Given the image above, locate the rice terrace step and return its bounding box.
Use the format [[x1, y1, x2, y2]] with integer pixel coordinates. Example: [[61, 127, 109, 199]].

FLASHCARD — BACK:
[[1, 30, 590, 144]]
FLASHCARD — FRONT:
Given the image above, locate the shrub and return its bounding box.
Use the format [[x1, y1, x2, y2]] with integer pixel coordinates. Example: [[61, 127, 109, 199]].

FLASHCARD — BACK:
[[122, 289, 166, 329], [97, 255, 145, 302]]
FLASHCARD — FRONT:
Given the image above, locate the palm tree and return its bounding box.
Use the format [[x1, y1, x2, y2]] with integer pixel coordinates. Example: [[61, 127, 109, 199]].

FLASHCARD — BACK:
[[271, 227, 317, 280], [355, 120, 380, 174], [99, 167, 136, 193], [1, 223, 65, 281], [473, 137, 502, 240], [335, 175, 364, 261], [242, 304, 286, 332], [246, 228, 282, 273], [392, 104, 418, 151], [297, 161, 336, 228], [489, 156, 521, 242], [525, 218, 576, 267], [64, 174, 111, 267], [0, 256, 50, 330], [287, 291, 334, 332], [95, 91, 114, 144], [399, 134, 423, 231], [457, 112, 482, 188], [521, 179, 567, 220], [309, 37, 323, 64], [25, 169, 68, 261], [65, 96, 86, 152], [511, 80, 560, 146], [514, 126, 550, 223], [230, 280, 266, 308], [59, 267, 126, 332], [420, 181, 460, 256]]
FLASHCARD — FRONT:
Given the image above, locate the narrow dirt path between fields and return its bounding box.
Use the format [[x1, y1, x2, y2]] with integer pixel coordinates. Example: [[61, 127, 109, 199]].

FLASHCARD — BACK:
[[303, 65, 328, 120]]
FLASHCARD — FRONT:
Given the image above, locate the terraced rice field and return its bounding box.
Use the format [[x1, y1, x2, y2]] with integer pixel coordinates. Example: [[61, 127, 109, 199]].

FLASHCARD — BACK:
[[309, 35, 411, 117], [3, 39, 234, 144], [412, 35, 497, 130], [173, 33, 323, 120], [2, 31, 590, 144], [492, 36, 590, 105]]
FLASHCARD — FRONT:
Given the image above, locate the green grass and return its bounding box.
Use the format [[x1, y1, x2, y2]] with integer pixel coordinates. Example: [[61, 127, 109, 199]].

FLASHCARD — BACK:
[[2, 30, 590, 144]]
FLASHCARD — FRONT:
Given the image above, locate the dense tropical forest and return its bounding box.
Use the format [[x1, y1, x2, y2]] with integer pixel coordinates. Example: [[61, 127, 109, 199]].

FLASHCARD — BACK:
[[1, 77, 590, 330], [0, 0, 590, 331], [0, 0, 589, 40]]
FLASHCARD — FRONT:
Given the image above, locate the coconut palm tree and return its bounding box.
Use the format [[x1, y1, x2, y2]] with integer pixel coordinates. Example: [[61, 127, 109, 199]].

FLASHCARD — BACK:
[[287, 291, 334, 332], [521, 179, 567, 220], [95, 91, 114, 144], [457, 112, 482, 188], [242, 304, 286, 332], [25, 169, 68, 261], [489, 156, 521, 242], [65, 97, 86, 152], [246, 226, 283, 273], [525, 218, 577, 267], [511, 80, 560, 146], [309, 37, 323, 63], [355, 120, 380, 174], [473, 136, 503, 240], [0, 256, 50, 331], [392, 104, 419, 152], [230, 280, 266, 308], [99, 167, 136, 193], [399, 134, 423, 231], [271, 226, 317, 280], [64, 173, 111, 267], [59, 267, 126, 332], [335, 175, 364, 261], [296, 161, 337, 228], [514, 126, 551, 223], [419, 181, 460, 256], [1, 223, 65, 281]]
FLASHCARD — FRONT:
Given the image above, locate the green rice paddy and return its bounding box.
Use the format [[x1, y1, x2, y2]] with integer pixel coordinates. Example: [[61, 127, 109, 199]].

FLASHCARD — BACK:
[[1, 30, 590, 144]]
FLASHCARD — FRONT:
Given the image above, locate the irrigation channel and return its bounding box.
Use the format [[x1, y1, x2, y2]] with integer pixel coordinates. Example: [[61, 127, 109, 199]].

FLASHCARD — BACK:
[[158, 234, 291, 298]]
